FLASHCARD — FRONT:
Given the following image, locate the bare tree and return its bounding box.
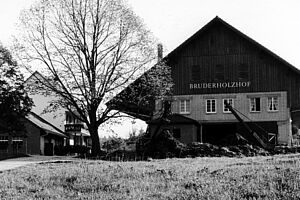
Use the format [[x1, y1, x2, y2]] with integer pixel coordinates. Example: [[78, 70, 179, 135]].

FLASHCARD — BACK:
[[108, 61, 173, 121], [17, 0, 158, 155]]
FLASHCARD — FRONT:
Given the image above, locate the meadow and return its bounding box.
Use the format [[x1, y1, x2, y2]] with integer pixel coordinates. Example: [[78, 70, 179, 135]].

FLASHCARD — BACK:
[[1, 154, 300, 199]]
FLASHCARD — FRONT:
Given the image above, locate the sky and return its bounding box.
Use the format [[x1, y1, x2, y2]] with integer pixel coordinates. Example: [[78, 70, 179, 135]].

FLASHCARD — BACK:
[[126, 0, 300, 68], [1, 0, 300, 137]]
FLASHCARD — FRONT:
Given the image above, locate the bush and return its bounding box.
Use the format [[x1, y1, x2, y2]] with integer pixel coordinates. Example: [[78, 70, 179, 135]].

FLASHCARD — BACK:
[[54, 145, 91, 156], [102, 137, 124, 152]]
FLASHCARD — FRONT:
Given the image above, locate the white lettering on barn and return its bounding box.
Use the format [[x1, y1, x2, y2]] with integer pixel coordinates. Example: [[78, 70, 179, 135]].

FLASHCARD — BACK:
[[189, 81, 251, 89]]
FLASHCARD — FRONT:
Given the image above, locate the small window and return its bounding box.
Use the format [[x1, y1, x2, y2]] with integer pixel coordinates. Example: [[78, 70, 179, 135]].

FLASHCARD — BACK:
[[268, 97, 279, 111], [238, 63, 249, 80], [250, 97, 261, 112], [223, 99, 234, 113], [66, 114, 69, 124], [12, 137, 23, 143], [12, 137, 23, 148], [0, 136, 9, 149], [179, 99, 191, 114], [206, 99, 216, 113], [191, 65, 202, 81], [215, 64, 225, 81], [173, 129, 181, 139], [0, 136, 8, 143]]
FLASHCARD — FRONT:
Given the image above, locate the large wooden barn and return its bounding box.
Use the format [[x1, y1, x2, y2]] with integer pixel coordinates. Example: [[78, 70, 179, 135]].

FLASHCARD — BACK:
[[112, 16, 300, 146]]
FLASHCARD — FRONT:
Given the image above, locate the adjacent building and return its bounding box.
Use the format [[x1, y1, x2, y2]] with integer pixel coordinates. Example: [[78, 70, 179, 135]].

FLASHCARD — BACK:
[[23, 71, 91, 153], [0, 112, 67, 157], [0, 70, 92, 158]]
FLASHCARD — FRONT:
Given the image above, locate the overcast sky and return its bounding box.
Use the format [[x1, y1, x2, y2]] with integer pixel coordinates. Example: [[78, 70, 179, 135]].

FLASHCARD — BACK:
[[1, 0, 300, 137], [127, 0, 300, 68], [1, 0, 300, 67]]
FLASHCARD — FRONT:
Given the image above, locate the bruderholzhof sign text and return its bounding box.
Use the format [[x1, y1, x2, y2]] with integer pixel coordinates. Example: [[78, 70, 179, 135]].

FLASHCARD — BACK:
[[190, 81, 251, 89]]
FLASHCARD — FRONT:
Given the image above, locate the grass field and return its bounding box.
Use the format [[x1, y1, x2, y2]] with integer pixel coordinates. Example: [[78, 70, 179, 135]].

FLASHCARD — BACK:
[[1, 154, 300, 199]]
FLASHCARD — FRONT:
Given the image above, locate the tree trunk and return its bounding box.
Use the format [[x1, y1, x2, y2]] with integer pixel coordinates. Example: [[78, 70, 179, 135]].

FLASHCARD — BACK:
[[89, 126, 101, 157]]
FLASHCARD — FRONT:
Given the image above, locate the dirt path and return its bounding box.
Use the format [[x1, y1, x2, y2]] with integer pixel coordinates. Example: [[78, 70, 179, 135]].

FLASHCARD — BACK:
[[0, 156, 77, 172], [0, 160, 38, 171]]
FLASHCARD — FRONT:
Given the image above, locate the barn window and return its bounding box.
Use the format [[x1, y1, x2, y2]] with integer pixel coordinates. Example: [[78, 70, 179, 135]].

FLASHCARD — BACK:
[[0, 136, 8, 150], [66, 114, 70, 124], [215, 64, 224, 81], [223, 99, 234, 113], [206, 99, 216, 113], [238, 63, 249, 80], [191, 65, 202, 81], [12, 137, 23, 143], [0, 136, 8, 143], [12, 137, 23, 148], [267, 97, 279, 111], [250, 97, 261, 112], [173, 129, 181, 139], [179, 99, 191, 114]]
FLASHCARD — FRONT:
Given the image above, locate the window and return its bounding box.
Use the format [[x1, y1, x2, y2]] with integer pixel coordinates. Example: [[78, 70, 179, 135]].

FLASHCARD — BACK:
[[250, 97, 261, 112], [66, 114, 70, 124], [238, 63, 249, 80], [215, 64, 225, 81], [0, 136, 8, 143], [0, 136, 8, 150], [179, 99, 191, 114], [12, 137, 23, 142], [206, 99, 216, 113], [173, 129, 181, 139], [12, 137, 23, 148], [223, 99, 234, 113], [66, 114, 81, 124], [268, 97, 279, 111]]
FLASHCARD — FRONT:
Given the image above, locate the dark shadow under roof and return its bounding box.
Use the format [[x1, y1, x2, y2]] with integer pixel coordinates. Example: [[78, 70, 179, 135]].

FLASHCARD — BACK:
[[148, 113, 200, 126]]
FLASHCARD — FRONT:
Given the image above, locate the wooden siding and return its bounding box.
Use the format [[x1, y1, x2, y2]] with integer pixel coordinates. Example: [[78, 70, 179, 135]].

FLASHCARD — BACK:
[[168, 21, 300, 109]]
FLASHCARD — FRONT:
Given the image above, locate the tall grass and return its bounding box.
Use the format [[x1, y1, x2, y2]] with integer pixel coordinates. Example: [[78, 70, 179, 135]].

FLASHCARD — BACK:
[[1, 154, 300, 199]]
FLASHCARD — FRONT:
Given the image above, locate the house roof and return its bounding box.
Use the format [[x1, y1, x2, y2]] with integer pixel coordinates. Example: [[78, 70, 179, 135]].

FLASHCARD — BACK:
[[24, 71, 48, 85], [26, 112, 67, 138], [165, 16, 300, 74]]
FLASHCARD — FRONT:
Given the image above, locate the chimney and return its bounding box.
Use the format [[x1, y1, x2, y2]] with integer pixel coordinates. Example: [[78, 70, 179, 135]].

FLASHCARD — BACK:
[[157, 43, 163, 62]]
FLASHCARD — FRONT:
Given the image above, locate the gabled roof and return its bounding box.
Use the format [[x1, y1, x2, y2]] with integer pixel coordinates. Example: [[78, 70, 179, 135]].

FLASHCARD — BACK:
[[26, 112, 67, 138], [24, 71, 47, 85], [165, 16, 300, 75]]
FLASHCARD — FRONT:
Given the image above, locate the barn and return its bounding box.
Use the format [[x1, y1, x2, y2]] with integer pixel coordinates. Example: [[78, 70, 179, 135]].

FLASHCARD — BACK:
[[111, 16, 300, 147]]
